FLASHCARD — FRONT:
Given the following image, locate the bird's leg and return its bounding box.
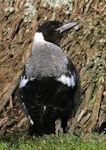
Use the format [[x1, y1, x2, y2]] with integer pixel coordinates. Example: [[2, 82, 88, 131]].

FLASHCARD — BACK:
[[61, 101, 74, 133], [55, 119, 63, 135], [28, 104, 44, 136]]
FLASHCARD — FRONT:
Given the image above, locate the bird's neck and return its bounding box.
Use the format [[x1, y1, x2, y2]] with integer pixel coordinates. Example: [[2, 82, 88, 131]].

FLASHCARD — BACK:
[[33, 32, 45, 43]]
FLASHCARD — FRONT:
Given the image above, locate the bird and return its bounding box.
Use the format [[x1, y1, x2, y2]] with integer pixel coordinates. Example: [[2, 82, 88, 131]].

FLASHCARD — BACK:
[[19, 20, 81, 136]]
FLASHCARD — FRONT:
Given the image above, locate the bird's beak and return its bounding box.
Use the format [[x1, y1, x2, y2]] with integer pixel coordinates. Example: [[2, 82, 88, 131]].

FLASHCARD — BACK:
[[56, 21, 79, 33]]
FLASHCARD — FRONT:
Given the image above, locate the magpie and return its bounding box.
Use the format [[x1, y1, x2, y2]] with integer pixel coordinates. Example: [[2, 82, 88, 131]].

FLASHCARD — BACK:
[[19, 20, 80, 136]]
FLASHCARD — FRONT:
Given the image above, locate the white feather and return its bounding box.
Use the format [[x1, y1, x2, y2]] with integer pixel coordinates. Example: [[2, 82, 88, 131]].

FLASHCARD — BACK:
[[19, 76, 35, 88], [28, 115, 34, 125], [56, 73, 76, 87], [21, 102, 34, 125], [34, 32, 45, 43], [43, 106, 46, 111], [19, 76, 29, 88]]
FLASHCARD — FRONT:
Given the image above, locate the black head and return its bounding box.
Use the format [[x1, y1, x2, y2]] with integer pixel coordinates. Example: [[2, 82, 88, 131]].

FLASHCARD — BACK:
[[37, 21, 79, 45]]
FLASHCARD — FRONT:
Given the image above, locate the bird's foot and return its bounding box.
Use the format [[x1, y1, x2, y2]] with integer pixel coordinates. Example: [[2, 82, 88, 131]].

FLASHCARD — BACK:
[[55, 119, 63, 135]]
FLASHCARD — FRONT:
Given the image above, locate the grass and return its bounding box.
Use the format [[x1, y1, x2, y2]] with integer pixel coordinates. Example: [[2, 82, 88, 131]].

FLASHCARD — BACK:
[[0, 130, 106, 150]]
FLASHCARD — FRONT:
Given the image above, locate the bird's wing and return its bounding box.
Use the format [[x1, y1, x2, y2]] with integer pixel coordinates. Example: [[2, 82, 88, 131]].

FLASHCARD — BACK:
[[19, 69, 35, 88], [55, 57, 77, 88]]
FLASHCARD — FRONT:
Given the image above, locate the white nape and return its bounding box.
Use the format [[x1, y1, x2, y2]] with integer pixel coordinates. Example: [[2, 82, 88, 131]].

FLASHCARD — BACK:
[[19, 76, 29, 88], [56, 73, 76, 87], [34, 32, 45, 43]]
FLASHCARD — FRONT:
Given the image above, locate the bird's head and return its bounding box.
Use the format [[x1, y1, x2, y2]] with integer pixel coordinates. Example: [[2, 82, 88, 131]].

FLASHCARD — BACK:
[[35, 21, 79, 45]]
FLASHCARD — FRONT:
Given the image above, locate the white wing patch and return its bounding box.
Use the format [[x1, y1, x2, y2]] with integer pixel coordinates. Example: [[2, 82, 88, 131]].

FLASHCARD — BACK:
[[19, 76, 29, 88], [19, 76, 35, 88], [56, 72, 76, 87]]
